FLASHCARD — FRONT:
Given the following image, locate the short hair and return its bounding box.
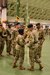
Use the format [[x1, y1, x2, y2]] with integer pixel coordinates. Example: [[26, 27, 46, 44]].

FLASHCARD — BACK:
[[27, 24, 33, 28], [36, 23, 40, 26], [18, 28, 24, 35]]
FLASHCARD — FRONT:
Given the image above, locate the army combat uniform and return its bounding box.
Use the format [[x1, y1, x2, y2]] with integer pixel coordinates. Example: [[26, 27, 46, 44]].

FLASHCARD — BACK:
[[12, 28, 19, 56], [5, 26, 13, 55], [36, 28, 45, 58], [0, 25, 4, 56], [26, 30, 39, 70], [26, 24, 43, 71], [12, 22, 21, 56], [13, 28, 25, 70]]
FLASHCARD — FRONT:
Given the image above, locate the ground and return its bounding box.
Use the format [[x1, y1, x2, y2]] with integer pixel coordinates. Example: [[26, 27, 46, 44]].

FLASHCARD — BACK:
[[0, 35, 50, 75]]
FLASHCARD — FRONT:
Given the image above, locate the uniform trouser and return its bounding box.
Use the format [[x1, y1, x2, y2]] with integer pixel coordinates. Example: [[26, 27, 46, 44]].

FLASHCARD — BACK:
[[11, 40, 16, 56], [14, 48, 24, 66], [12, 47, 16, 56], [37, 45, 42, 58], [29, 48, 41, 67], [12, 44, 16, 56], [0, 40, 4, 55], [34, 48, 41, 63], [29, 48, 35, 67], [6, 40, 11, 54]]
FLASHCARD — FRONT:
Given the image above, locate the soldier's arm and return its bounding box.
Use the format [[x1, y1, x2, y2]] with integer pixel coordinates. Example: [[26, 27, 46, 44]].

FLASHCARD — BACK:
[[26, 34, 35, 47], [33, 30, 38, 44], [14, 36, 19, 43], [39, 29, 45, 45], [34, 34, 38, 44], [41, 29, 45, 41], [24, 31, 28, 39], [15, 36, 25, 47], [18, 36, 25, 47]]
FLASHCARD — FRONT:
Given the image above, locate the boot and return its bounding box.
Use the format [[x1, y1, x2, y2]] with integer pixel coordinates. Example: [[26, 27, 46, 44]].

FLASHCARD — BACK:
[[39, 63, 43, 70], [13, 61, 17, 68], [28, 66, 34, 71], [19, 65, 25, 70], [13, 65, 18, 68]]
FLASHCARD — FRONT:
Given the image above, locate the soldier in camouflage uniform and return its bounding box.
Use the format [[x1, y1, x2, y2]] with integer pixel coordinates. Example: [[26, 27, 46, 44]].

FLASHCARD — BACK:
[[0, 24, 4, 56], [34, 23, 45, 70], [13, 28, 25, 70], [11, 22, 20, 56], [4, 24, 13, 55], [26, 24, 43, 71], [36, 23, 45, 58]]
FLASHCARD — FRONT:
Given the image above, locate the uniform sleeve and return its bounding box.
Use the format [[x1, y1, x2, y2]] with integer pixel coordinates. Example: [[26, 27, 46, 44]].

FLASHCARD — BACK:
[[18, 36, 25, 47], [26, 33, 35, 47], [42, 30, 45, 40], [15, 36, 19, 43], [34, 33, 38, 44], [32, 30, 38, 44]]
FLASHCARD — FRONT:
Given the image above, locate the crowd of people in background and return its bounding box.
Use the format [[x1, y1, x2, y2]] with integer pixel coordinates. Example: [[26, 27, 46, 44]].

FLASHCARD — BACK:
[[0, 21, 49, 71]]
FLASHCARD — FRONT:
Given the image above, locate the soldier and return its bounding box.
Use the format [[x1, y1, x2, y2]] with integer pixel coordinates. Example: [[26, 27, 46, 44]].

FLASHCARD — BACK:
[[5, 24, 13, 55], [13, 28, 25, 70], [26, 24, 43, 71], [26, 24, 36, 71], [34, 23, 45, 70], [12, 22, 20, 57], [36, 23, 45, 58], [0, 24, 4, 56]]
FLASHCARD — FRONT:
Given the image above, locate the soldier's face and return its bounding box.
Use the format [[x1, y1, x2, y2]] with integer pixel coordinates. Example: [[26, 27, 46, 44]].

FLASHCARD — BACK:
[[37, 25, 40, 29], [11, 26, 14, 30], [16, 25, 20, 29], [29, 27, 33, 31]]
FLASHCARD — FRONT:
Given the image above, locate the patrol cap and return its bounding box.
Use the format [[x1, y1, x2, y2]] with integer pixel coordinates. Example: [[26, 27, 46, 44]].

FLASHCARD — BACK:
[[36, 23, 40, 26], [27, 24, 33, 28], [8, 23, 12, 28], [15, 22, 20, 26], [17, 22, 20, 25], [11, 23, 15, 27], [18, 28, 24, 35]]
